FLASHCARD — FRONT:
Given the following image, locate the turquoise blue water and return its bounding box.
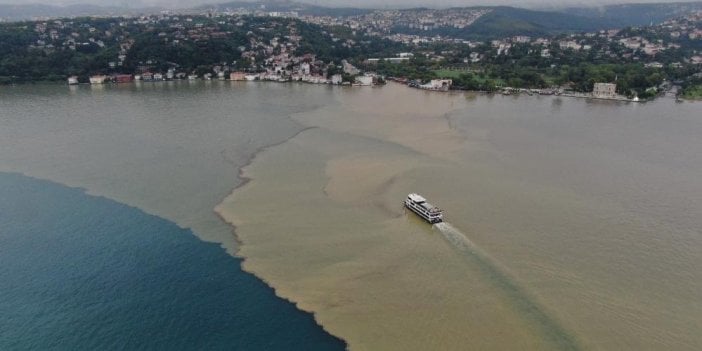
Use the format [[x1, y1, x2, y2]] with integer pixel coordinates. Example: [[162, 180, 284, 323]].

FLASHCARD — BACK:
[[0, 172, 345, 350]]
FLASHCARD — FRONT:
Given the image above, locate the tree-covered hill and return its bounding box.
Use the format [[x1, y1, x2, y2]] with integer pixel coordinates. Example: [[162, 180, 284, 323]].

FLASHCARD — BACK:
[[389, 6, 615, 40], [559, 2, 702, 28], [466, 7, 614, 38]]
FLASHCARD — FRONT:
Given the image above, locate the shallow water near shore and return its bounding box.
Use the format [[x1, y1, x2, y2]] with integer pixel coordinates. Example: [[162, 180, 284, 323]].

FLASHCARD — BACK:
[[2, 81, 702, 350]]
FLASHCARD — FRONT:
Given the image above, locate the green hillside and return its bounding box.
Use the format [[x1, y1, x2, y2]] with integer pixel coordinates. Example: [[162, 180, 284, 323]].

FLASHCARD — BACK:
[[392, 6, 614, 40], [560, 2, 702, 27]]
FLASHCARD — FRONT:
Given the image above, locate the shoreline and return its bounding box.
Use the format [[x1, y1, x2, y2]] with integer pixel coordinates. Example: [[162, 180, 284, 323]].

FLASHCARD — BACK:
[[0, 79, 669, 104]]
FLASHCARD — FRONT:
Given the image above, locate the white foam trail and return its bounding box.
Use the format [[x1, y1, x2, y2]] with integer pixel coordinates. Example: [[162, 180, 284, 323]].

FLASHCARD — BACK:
[[433, 221, 582, 350], [434, 221, 515, 285], [433, 222, 478, 253]]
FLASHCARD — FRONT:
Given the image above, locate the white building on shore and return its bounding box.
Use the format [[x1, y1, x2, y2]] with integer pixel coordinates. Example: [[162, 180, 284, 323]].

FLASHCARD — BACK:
[[593, 82, 617, 98], [89, 75, 107, 84], [354, 75, 373, 86], [420, 79, 452, 92], [330, 74, 343, 85]]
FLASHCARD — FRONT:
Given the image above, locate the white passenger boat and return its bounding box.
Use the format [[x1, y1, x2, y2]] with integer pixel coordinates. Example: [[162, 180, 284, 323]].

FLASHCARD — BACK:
[[405, 193, 443, 223]]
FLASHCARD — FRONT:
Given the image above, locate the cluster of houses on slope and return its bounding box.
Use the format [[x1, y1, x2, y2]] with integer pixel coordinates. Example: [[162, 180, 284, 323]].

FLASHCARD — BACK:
[[76, 52, 390, 86], [299, 8, 491, 36]]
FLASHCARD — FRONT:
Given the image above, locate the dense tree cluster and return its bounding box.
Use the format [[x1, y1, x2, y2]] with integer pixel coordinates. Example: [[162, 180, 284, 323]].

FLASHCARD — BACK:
[[0, 15, 405, 83]]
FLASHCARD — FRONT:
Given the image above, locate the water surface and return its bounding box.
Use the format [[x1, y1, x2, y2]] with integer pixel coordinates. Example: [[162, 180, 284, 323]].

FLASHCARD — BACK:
[[0, 172, 345, 350], [219, 85, 702, 350], [0, 81, 331, 254], [2, 82, 701, 350]]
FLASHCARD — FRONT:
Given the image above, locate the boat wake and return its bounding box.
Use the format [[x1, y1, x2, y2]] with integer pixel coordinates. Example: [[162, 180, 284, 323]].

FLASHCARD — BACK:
[[432, 221, 581, 351], [433, 222, 479, 253]]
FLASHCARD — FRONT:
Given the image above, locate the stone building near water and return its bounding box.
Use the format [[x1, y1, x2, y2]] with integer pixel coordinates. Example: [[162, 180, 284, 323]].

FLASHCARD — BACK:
[[593, 82, 617, 98]]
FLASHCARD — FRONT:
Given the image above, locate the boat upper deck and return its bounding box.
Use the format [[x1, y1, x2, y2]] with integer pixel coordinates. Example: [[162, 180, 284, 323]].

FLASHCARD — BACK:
[[407, 193, 442, 214], [407, 193, 426, 203], [419, 202, 442, 213]]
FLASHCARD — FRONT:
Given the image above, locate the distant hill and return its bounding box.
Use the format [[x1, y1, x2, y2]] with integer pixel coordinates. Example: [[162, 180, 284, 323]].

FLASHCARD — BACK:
[[557, 2, 702, 27], [391, 6, 615, 40], [0, 4, 161, 21], [198, 1, 372, 17], [4, 0, 701, 40], [467, 6, 614, 38], [388, 2, 702, 41]]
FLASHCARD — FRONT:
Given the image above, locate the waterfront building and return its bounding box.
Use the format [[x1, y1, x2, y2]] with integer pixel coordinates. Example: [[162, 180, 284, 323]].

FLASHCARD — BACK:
[[113, 74, 133, 83], [230, 72, 246, 81], [355, 75, 373, 86], [89, 75, 107, 84], [420, 79, 452, 91], [593, 82, 617, 98]]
